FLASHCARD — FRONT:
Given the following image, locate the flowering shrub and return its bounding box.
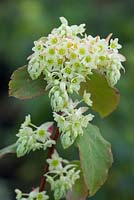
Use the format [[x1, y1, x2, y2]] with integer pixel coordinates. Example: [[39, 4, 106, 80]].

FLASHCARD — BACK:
[[0, 17, 125, 200]]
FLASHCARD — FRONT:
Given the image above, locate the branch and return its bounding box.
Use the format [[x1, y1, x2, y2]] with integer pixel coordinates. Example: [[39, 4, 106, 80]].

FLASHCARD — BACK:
[[39, 127, 60, 192]]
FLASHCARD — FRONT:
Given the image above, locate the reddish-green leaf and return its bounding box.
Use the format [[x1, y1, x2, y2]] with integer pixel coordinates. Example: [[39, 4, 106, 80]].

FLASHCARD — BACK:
[[9, 66, 46, 99], [80, 71, 120, 117], [77, 124, 113, 197]]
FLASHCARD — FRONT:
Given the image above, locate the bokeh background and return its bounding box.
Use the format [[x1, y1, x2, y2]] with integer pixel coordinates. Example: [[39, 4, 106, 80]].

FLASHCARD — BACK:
[[0, 0, 134, 199]]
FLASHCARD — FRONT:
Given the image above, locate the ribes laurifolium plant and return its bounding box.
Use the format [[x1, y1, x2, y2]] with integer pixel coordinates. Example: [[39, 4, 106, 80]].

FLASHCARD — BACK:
[[0, 17, 125, 200]]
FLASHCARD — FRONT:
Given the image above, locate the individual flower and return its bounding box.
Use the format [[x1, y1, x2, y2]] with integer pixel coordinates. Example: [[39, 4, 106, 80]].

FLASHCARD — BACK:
[[36, 122, 53, 143], [68, 75, 85, 93], [21, 114, 31, 129], [92, 38, 108, 54], [47, 150, 68, 171], [15, 189, 22, 200], [83, 90, 93, 106], [49, 83, 69, 112], [110, 38, 122, 52]]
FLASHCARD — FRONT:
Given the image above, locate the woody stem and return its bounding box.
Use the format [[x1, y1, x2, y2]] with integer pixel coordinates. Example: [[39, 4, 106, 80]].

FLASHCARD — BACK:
[[39, 127, 60, 192]]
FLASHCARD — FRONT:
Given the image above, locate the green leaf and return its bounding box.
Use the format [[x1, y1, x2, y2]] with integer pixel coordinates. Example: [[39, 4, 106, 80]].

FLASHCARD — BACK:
[[77, 124, 113, 197], [66, 161, 88, 200], [9, 66, 46, 99], [80, 71, 120, 117], [0, 143, 17, 159]]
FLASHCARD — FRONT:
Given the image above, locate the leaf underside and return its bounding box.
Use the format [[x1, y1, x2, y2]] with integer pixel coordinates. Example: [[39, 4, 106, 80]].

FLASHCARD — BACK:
[[9, 66, 46, 99], [77, 123, 113, 197], [80, 71, 120, 117]]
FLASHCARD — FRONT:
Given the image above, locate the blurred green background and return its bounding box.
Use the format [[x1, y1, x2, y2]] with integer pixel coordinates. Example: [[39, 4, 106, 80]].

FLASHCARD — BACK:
[[0, 0, 134, 199]]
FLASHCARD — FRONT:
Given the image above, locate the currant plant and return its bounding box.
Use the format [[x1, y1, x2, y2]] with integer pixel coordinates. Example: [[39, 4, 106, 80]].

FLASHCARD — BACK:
[[0, 17, 125, 200]]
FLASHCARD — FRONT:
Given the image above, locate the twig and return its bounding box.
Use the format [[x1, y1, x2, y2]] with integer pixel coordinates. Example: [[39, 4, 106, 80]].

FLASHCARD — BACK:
[[39, 127, 60, 192]]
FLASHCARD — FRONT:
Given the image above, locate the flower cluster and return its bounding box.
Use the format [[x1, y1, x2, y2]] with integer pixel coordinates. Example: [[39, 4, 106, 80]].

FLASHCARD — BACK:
[[15, 188, 49, 200], [27, 17, 125, 148], [28, 17, 125, 88], [16, 115, 55, 157], [53, 101, 94, 148], [15, 151, 80, 200], [45, 151, 80, 200]]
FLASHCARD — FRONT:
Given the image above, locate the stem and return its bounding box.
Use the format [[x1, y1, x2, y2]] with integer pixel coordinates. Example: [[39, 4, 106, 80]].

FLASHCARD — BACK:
[[30, 123, 38, 129], [39, 127, 60, 192]]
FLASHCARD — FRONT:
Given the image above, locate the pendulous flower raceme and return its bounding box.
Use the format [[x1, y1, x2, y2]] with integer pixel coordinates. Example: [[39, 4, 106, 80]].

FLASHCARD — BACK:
[[27, 17, 125, 148], [16, 115, 55, 157], [45, 151, 80, 200], [53, 101, 94, 148], [15, 151, 80, 200]]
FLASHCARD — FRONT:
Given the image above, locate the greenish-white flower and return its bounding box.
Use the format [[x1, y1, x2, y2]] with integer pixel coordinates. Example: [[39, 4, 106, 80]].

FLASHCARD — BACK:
[[110, 38, 122, 52], [36, 122, 53, 143], [46, 151, 80, 200], [54, 103, 94, 148], [27, 17, 125, 91], [26, 17, 125, 148], [15, 188, 49, 200], [47, 150, 67, 171], [83, 90, 93, 106], [16, 115, 55, 157], [15, 189, 22, 200], [21, 115, 31, 129]]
